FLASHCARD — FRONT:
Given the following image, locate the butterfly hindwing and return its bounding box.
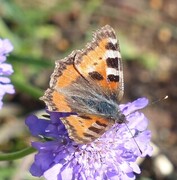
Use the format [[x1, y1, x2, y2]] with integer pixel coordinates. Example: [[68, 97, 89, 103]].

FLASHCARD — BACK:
[[62, 114, 114, 143]]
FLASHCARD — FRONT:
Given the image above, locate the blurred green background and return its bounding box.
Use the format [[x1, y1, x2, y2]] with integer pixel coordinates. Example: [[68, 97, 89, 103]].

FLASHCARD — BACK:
[[0, 0, 177, 179]]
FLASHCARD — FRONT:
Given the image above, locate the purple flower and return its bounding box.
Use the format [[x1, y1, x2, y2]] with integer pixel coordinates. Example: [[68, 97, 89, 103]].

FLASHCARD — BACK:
[[0, 39, 14, 109], [26, 98, 152, 180]]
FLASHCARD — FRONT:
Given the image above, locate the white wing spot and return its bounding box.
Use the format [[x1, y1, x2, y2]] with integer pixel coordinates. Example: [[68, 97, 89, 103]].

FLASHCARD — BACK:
[[104, 50, 121, 59], [109, 38, 117, 45], [106, 68, 119, 76]]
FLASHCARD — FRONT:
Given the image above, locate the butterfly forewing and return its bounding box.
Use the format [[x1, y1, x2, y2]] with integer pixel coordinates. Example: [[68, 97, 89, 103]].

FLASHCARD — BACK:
[[74, 25, 124, 101], [41, 51, 79, 112]]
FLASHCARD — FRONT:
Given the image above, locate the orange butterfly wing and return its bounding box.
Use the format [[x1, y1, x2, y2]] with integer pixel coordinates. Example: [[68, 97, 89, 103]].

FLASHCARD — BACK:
[[62, 114, 113, 143], [74, 25, 124, 100], [41, 51, 79, 112]]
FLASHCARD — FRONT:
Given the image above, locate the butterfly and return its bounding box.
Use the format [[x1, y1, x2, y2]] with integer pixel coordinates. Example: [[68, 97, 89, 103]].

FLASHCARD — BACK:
[[41, 25, 126, 144]]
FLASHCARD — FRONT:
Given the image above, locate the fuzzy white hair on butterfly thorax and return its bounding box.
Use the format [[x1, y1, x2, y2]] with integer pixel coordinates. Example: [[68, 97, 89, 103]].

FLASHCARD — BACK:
[[55, 75, 125, 124]]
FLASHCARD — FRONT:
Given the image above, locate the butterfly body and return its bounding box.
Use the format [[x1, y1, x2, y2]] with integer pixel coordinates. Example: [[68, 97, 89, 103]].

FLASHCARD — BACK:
[[41, 25, 125, 144], [61, 76, 123, 121]]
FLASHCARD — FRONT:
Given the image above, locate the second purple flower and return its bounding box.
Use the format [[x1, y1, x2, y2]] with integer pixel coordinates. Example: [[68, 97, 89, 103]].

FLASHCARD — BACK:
[[0, 39, 14, 109]]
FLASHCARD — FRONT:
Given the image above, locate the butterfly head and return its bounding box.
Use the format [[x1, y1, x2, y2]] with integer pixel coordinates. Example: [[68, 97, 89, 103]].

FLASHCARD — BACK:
[[115, 113, 127, 124]]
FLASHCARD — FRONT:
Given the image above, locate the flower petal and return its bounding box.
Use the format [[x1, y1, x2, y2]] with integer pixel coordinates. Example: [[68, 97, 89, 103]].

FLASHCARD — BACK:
[[44, 164, 64, 180], [25, 115, 50, 136], [120, 98, 149, 115], [0, 63, 14, 75]]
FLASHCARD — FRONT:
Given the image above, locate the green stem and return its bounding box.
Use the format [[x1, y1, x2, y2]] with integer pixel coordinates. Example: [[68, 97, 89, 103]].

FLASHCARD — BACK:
[[11, 76, 43, 99], [0, 147, 36, 161]]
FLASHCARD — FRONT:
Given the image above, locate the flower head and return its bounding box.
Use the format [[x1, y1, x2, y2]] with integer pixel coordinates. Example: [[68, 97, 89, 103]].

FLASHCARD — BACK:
[[0, 39, 14, 109], [26, 98, 152, 180]]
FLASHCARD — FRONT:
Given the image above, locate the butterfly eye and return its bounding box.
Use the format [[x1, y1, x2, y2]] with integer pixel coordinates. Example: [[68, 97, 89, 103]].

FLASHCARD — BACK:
[[117, 113, 127, 124]]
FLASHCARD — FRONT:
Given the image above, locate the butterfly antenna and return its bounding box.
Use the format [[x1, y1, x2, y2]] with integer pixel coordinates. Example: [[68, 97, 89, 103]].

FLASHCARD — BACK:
[[150, 95, 168, 106], [124, 122, 142, 155]]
